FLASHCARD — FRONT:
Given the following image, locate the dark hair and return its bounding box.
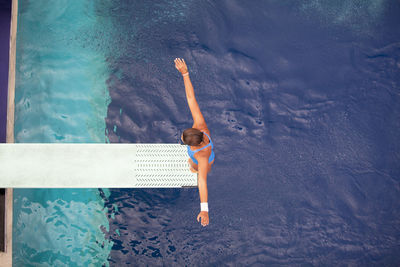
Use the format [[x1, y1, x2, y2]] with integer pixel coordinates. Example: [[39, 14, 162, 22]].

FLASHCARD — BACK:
[[182, 128, 204, 146]]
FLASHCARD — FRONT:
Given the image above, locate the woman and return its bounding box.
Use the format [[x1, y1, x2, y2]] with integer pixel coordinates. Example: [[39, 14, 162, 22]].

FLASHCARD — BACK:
[[174, 58, 214, 227]]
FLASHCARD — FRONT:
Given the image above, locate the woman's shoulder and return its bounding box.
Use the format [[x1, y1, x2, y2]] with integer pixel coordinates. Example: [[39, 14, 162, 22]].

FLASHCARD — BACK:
[[199, 128, 211, 137], [192, 123, 210, 135]]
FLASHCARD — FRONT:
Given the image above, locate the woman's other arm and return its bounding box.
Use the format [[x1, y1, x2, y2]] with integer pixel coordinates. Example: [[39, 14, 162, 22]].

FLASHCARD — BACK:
[[196, 156, 209, 226]]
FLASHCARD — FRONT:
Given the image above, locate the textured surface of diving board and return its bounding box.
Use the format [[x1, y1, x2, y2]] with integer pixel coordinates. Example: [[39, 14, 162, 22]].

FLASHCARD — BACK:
[[0, 144, 197, 188]]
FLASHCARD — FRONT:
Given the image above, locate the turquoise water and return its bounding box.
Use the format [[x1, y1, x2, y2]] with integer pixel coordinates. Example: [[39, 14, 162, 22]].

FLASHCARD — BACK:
[[13, 1, 113, 266], [13, 189, 112, 266], [14, 0, 111, 143]]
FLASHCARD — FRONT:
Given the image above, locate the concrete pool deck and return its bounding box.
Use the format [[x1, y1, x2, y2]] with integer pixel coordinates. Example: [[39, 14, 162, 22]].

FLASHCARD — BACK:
[[0, 0, 17, 265]]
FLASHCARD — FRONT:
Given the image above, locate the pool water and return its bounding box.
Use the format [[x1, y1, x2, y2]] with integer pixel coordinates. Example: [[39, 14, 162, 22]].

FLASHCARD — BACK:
[[13, 0, 113, 266], [13, 0, 400, 266]]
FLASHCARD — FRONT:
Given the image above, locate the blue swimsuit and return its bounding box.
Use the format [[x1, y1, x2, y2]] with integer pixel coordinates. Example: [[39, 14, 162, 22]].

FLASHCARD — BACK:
[[187, 131, 215, 165]]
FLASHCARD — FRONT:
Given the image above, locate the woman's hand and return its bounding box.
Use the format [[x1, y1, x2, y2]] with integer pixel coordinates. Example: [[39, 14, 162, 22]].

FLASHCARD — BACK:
[[197, 211, 209, 227], [174, 58, 188, 75]]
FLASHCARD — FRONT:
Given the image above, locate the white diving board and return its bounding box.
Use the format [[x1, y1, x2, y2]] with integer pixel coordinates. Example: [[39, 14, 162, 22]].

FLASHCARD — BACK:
[[0, 144, 198, 188]]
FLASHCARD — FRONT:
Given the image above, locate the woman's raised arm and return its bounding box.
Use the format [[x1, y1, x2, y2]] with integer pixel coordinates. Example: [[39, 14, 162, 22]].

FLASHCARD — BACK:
[[174, 58, 206, 128]]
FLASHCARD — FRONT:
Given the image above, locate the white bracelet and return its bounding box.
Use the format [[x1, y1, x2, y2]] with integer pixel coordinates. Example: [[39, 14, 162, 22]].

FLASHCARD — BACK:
[[182, 72, 189, 77], [200, 202, 208, 212]]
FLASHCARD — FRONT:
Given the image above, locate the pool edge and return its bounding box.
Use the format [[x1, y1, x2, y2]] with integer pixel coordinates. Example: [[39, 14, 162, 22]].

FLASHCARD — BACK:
[[0, 0, 17, 265], [6, 0, 16, 143]]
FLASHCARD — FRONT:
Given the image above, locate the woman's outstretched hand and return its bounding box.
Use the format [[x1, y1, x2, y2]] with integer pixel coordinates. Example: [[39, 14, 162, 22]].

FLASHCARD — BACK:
[[197, 211, 209, 227], [174, 58, 188, 75]]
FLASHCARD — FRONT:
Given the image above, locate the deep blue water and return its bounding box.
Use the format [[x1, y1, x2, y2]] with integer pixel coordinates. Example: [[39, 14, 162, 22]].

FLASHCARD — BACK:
[[12, 0, 400, 266], [103, 0, 400, 265]]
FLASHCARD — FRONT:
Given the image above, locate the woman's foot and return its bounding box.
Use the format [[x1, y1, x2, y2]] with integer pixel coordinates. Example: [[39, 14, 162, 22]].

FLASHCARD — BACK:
[[188, 159, 198, 173]]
